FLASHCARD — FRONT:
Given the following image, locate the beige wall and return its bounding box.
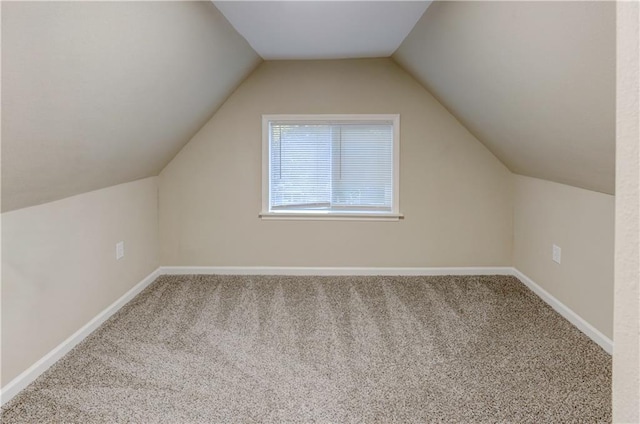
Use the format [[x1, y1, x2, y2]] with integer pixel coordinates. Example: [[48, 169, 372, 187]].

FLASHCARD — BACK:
[[1, 177, 159, 386], [159, 59, 513, 267], [613, 0, 640, 420], [513, 175, 614, 339]]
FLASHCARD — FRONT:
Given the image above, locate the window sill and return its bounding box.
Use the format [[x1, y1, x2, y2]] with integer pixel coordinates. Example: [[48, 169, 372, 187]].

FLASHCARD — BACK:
[[259, 212, 404, 221]]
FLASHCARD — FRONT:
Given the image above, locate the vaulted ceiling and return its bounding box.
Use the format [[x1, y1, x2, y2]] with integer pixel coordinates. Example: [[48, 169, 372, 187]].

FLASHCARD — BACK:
[[1, 1, 260, 212], [1, 1, 616, 212], [394, 1, 615, 194]]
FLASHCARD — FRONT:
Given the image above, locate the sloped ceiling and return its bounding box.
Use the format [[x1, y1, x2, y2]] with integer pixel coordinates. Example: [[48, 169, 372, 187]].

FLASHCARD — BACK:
[[394, 1, 615, 194], [2, 1, 616, 213], [1, 1, 261, 212]]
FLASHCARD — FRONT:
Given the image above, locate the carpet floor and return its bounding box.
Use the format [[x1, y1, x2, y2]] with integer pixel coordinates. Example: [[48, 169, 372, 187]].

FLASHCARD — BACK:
[[2, 275, 611, 423]]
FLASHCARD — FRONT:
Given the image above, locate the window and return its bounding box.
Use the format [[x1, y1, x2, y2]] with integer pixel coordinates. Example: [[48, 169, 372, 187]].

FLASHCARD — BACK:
[[261, 114, 401, 220]]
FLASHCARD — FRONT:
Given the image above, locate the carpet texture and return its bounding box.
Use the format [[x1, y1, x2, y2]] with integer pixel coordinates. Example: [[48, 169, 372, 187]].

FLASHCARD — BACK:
[[2, 275, 611, 423]]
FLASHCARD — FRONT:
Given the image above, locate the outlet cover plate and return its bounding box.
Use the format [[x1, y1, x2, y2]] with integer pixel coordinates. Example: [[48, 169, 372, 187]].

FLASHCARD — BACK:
[[552, 244, 561, 264], [116, 241, 124, 260]]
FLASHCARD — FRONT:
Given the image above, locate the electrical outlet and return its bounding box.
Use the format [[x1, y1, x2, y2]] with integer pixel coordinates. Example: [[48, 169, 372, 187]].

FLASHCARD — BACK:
[[116, 241, 124, 260], [552, 244, 561, 264]]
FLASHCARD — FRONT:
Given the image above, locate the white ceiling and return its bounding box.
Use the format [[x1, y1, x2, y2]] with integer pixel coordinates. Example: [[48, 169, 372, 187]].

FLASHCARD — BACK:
[[213, 1, 432, 60]]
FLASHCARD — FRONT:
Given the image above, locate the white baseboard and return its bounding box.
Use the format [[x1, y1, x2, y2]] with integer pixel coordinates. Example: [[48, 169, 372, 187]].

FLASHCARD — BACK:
[[511, 268, 613, 354], [159, 266, 514, 276], [0, 267, 162, 406]]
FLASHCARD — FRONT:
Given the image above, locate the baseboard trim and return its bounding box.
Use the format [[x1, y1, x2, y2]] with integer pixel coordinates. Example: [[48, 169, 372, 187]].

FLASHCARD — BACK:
[[511, 268, 613, 354], [0, 267, 162, 406], [159, 266, 514, 276]]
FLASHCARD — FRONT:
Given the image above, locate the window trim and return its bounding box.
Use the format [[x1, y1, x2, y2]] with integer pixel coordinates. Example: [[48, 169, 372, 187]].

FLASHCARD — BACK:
[[261, 114, 402, 221]]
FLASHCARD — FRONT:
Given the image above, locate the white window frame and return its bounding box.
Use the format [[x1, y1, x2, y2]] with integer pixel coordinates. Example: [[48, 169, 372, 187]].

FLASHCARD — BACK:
[[260, 114, 402, 221]]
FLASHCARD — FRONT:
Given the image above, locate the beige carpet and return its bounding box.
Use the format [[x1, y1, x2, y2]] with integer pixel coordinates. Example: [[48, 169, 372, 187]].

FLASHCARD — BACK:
[[1, 275, 611, 423]]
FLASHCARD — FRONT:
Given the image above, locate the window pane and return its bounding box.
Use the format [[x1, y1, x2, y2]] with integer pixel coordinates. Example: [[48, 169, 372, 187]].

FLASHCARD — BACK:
[[332, 125, 393, 210], [270, 124, 331, 209], [267, 118, 396, 214]]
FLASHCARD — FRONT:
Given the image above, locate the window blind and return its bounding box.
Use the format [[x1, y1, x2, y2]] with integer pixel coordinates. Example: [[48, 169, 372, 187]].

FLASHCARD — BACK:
[[268, 121, 394, 213]]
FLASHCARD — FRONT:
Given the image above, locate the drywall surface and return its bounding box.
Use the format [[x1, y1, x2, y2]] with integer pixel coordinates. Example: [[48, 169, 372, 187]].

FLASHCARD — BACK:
[[159, 59, 513, 267], [613, 1, 640, 421], [513, 175, 614, 339], [394, 1, 615, 194], [1, 178, 159, 386], [1, 1, 260, 212], [214, 1, 432, 59]]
